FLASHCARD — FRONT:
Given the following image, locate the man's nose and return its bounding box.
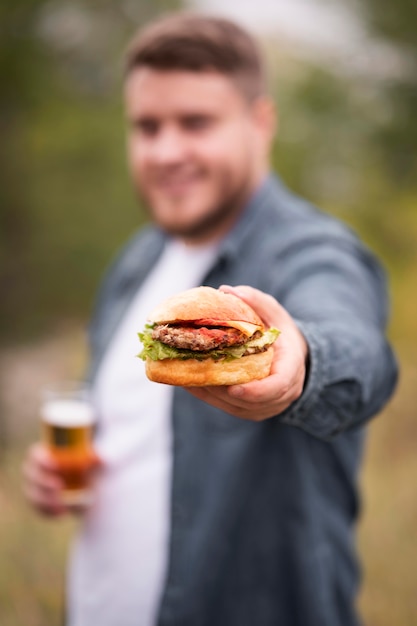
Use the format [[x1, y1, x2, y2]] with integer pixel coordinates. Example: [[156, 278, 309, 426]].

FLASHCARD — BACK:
[[151, 127, 187, 164]]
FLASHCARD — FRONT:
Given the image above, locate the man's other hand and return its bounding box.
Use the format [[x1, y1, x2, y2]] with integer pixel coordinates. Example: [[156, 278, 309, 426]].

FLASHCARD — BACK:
[[22, 443, 71, 517]]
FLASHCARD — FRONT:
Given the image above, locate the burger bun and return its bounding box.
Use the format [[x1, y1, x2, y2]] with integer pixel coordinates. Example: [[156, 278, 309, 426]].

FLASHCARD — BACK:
[[148, 286, 264, 328], [145, 346, 274, 387]]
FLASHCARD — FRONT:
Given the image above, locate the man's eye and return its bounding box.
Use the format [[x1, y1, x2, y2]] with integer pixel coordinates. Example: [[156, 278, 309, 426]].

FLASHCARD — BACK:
[[135, 120, 159, 136], [183, 117, 212, 131]]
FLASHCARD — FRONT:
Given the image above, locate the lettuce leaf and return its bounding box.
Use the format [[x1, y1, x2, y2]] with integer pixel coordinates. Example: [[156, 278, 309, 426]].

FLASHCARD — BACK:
[[138, 324, 280, 362]]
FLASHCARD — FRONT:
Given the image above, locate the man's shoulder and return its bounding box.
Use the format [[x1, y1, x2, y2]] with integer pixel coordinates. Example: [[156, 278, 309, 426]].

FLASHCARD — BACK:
[[263, 174, 361, 249]]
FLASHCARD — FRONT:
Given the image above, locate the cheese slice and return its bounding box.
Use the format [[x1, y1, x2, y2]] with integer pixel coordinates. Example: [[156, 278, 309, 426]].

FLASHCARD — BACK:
[[223, 320, 262, 336], [192, 318, 262, 336]]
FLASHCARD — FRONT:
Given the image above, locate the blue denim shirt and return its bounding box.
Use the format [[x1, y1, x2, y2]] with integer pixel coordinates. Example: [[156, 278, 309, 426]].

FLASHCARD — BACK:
[[88, 175, 398, 626]]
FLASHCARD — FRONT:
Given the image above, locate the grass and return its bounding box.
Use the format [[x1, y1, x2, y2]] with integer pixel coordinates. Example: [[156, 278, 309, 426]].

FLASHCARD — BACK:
[[358, 357, 417, 626], [0, 449, 75, 626]]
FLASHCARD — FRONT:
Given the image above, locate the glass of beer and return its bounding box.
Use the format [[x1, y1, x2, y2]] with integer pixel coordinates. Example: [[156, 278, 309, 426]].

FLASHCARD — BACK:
[[40, 381, 97, 506]]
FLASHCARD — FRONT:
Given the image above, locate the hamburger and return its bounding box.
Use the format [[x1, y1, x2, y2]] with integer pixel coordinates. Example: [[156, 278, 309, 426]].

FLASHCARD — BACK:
[[138, 286, 279, 386]]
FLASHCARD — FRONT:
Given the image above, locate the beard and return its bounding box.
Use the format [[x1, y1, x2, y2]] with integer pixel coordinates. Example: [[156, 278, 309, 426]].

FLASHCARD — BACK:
[[136, 170, 254, 242]]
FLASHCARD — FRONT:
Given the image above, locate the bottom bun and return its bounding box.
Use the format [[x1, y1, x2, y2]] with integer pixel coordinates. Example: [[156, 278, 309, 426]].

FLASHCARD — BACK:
[[145, 347, 274, 386]]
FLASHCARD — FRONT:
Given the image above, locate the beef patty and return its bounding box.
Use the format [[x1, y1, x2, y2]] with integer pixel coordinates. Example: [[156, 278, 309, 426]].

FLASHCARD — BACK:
[[152, 324, 258, 351]]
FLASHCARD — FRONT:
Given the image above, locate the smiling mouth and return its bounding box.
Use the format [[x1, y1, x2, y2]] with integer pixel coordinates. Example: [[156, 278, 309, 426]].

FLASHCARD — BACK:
[[153, 169, 204, 192], [154, 184, 198, 202]]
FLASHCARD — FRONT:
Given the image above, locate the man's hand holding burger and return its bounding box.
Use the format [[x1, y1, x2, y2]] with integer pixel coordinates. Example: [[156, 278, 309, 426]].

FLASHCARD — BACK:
[[138, 284, 308, 421], [186, 285, 309, 422]]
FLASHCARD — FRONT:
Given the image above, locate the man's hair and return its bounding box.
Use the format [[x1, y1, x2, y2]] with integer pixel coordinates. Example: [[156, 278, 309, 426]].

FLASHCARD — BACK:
[[125, 13, 267, 101]]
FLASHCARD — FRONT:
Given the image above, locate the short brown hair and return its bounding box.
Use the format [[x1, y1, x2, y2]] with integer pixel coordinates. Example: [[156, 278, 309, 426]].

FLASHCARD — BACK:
[[125, 13, 266, 101]]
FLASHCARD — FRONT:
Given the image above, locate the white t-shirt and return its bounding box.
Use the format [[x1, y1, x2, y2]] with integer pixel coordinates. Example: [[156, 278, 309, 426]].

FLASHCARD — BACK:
[[68, 238, 219, 626]]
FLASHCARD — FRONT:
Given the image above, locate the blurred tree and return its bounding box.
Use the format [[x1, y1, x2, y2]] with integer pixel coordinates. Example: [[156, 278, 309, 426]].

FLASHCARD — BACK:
[[0, 0, 51, 336], [0, 0, 182, 341], [354, 0, 417, 183], [272, 66, 363, 201]]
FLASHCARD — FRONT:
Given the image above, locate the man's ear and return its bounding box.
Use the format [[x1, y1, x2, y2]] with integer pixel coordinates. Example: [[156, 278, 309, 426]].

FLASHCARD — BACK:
[[252, 96, 278, 144], [250, 97, 277, 164]]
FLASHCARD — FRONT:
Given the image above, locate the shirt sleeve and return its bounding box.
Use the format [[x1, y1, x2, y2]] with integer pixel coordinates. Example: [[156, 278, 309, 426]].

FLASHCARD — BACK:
[[275, 232, 398, 440]]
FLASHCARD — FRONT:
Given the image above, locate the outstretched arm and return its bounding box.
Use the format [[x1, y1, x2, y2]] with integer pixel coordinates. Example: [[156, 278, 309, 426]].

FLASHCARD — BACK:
[[187, 237, 398, 441]]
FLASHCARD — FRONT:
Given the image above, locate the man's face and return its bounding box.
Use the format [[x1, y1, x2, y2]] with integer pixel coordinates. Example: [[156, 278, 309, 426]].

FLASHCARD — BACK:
[[124, 68, 272, 241]]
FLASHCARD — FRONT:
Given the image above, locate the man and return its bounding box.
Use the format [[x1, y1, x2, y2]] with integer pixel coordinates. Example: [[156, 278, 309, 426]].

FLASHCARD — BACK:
[[23, 13, 398, 626]]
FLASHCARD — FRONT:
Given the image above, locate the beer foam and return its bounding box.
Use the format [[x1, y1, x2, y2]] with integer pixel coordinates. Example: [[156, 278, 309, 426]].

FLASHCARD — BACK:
[[41, 399, 95, 427]]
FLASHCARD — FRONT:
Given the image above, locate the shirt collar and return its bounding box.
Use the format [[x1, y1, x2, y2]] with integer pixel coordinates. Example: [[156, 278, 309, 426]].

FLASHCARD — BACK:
[[216, 173, 277, 263]]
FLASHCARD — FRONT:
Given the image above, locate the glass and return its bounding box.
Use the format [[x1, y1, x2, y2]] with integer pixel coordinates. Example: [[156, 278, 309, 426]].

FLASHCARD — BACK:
[[40, 380, 97, 506]]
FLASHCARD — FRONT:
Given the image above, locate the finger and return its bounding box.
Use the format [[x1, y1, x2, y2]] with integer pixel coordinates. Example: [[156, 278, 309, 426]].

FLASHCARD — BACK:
[[88, 449, 104, 470], [226, 372, 287, 405], [22, 459, 64, 495], [185, 384, 287, 420], [233, 376, 302, 408], [185, 346, 301, 408], [23, 457, 68, 516], [23, 483, 67, 517], [186, 353, 305, 419], [29, 442, 61, 472], [186, 386, 228, 406], [22, 450, 64, 493], [186, 386, 288, 420], [219, 285, 286, 328], [186, 383, 259, 410], [185, 386, 253, 416], [227, 346, 306, 403]]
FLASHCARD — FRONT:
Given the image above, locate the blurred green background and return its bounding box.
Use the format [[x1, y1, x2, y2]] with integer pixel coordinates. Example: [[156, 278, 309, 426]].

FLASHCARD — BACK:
[[0, 0, 416, 624]]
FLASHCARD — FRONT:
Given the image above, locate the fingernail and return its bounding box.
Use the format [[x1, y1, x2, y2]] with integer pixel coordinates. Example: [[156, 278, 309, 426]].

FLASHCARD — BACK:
[[222, 285, 244, 298], [229, 385, 244, 397]]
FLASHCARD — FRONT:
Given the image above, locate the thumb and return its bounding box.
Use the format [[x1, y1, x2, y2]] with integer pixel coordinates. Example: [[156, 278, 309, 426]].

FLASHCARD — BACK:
[[219, 284, 286, 328], [89, 449, 104, 470]]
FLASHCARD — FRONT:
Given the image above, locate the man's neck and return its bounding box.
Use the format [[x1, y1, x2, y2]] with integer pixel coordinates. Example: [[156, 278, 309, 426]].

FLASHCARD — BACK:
[[178, 171, 270, 247]]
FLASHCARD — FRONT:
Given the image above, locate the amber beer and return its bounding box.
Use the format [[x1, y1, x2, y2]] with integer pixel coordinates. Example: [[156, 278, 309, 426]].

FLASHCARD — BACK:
[[41, 383, 96, 505]]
